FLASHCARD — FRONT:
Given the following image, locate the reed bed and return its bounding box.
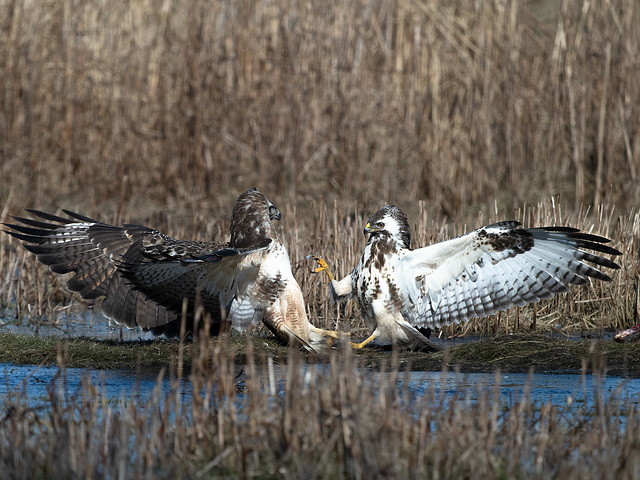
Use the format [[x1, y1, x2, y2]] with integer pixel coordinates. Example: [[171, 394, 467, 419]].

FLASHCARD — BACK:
[[1, 0, 639, 216], [1, 0, 639, 339], [2, 339, 640, 479], [2, 198, 638, 340], [2, 1, 640, 477]]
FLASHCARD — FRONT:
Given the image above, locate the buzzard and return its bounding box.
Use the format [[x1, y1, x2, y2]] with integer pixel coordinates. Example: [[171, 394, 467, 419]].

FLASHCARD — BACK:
[[312, 205, 621, 350], [4, 188, 334, 352]]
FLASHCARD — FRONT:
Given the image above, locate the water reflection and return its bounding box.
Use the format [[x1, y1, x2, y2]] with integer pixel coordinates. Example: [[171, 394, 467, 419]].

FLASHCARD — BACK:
[[2, 362, 639, 412], [391, 370, 639, 409], [1, 364, 174, 407], [1, 311, 156, 341]]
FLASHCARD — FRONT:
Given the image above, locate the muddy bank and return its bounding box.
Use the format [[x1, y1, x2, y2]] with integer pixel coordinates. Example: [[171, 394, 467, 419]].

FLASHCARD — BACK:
[[1, 332, 638, 377]]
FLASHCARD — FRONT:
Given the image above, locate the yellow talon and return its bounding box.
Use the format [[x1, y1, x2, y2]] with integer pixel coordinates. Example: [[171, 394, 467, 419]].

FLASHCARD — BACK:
[[308, 255, 335, 281], [350, 333, 376, 350], [310, 326, 351, 339]]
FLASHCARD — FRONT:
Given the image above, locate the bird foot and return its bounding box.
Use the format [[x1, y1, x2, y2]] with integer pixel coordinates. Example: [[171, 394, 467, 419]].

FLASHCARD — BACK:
[[307, 255, 328, 273], [310, 326, 350, 339], [306, 255, 334, 281], [349, 333, 377, 350]]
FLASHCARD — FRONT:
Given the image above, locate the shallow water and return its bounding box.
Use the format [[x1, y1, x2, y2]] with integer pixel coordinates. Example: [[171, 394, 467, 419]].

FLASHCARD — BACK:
[[2, 362, 639, 413], [0, 311, 156, 341], [0, 363, 175, 408], [1, 312, 637, 411], [394, 370, 640, 409]]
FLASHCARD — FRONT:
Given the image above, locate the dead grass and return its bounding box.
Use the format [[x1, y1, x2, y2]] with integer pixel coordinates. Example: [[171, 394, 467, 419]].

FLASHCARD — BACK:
[[2, 337, 640, 479], [0, 0, 639, 214], [1, 0, 639, 340], [2, 2, 640, 477], [2, 198, 637, 341]]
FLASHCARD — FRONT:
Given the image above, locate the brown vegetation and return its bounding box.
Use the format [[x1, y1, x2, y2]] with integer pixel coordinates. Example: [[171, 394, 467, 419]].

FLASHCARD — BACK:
[[1, 337, 640, 479], [2, 1, 640, 477], [1, 0, 639, 340], [1, 0, 639, 214], [2, 197, 637, 340]]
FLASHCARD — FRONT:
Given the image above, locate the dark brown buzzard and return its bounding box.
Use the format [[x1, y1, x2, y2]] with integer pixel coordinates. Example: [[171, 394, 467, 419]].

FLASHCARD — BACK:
[[5, 188, 334, 352], [312, 205, 621, 350]]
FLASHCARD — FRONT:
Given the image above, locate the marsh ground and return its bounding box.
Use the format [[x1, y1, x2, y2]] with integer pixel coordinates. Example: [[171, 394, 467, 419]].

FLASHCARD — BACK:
[[2, 0, 640, 477]]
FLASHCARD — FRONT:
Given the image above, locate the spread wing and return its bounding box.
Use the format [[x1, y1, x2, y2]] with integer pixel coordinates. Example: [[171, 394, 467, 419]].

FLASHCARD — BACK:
[[3, 209, 251, 336], [5, 194, 334, 352], [118, 242, 272, 333], [396, 221, 621, 328]]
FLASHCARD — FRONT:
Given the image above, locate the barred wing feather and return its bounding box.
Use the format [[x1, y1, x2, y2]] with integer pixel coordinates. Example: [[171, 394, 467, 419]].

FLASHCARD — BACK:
[[397, 222, 620, 329]]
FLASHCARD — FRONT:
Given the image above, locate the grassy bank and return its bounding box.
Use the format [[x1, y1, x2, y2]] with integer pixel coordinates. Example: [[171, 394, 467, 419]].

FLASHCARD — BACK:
[[2, 332, 640, 377]]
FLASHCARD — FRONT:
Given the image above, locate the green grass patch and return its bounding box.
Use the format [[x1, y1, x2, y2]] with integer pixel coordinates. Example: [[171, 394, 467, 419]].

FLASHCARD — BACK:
[[2, 331, 639, 377]]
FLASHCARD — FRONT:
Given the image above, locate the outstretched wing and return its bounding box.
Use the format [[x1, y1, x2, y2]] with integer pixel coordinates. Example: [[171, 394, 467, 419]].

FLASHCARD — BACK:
[[396, 221, 620, 328], [3, 209, 241, 335], [118, 242, 272, 333]]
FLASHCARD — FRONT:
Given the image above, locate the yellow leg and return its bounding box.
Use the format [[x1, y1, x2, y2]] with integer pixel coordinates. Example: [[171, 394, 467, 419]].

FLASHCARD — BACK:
[[311, 325, 351, 339], [310, 326, 351, 339], [307, 255, 335, 281], [350, 333, 377, 350]]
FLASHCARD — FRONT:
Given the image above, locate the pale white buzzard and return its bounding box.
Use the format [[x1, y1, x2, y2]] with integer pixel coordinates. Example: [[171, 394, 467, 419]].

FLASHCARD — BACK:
[[312, 205, 621, 350], [5, 188, 334, 352]]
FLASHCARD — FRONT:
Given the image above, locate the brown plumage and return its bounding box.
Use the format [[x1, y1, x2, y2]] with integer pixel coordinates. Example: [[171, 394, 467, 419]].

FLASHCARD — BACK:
[[4, 188, 334, 352]]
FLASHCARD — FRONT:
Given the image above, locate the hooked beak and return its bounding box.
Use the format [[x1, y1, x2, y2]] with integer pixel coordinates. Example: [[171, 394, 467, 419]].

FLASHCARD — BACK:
[[269, 208, 281, 221], [363, 222, 380, 235]]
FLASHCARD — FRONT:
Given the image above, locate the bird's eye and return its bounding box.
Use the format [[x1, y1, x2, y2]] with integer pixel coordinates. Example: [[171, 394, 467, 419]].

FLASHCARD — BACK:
[[377, 222, 385, 228], [268, 205, 281, 220]]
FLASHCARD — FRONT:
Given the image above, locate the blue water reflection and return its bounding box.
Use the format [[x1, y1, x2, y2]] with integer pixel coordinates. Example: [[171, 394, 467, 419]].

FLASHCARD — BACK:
[[2, 363, 639, 412]]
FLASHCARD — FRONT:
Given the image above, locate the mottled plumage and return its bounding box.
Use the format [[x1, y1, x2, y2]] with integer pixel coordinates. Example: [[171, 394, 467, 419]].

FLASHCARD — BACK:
[[313, 205, 621, 350], [4, 188, 331, 352]]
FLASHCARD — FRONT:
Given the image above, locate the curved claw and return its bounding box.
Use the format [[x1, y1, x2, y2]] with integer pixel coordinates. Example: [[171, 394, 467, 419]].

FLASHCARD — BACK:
[[306, 255, 332, 277], [313, 257, 329, 273]]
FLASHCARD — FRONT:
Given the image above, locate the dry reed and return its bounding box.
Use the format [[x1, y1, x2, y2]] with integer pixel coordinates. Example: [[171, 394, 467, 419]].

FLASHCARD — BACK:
[[2, 2, 640, 477], [1, 0, 639, 336], [0, 0, 639, 214], [2, 198, 637, 340], [2, 340, 640, 479]]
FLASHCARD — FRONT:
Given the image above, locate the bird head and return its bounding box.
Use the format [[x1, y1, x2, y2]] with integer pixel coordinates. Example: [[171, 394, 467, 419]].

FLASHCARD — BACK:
[[267, 202, 281, 221], [364, 205, 411, 249], [230, 188, 281, 248]]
